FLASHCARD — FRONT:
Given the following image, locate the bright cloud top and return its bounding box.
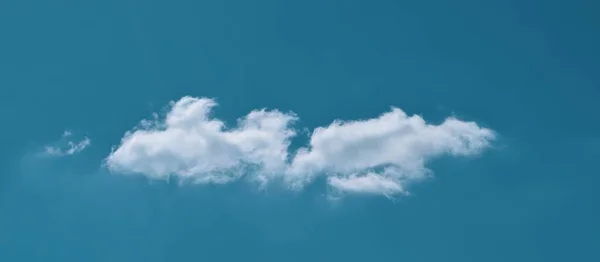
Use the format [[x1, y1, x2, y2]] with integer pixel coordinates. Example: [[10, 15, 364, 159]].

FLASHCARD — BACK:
[[44, 130, 91, 156], [105, 96, 495, 195]]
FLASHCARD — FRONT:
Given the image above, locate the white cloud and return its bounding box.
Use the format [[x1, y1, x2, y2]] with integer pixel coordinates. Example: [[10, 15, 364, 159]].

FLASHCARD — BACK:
[[105, 97, 297, 184], [105, 96, 495, 196], [328, 172, 407, 197], [44, 131, 91, 156], [286, 108, 495, 192]]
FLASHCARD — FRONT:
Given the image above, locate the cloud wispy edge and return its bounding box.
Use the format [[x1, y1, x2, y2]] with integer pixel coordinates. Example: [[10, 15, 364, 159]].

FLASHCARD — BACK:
[[44, 131, 91, 157], [105, 96, 495, 196]]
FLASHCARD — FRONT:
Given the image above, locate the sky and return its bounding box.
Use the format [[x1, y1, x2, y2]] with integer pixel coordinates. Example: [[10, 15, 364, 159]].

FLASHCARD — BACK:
[[1, 0, 599, 261]]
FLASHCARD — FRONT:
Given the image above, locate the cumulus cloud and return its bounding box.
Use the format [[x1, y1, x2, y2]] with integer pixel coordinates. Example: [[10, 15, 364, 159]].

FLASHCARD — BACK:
[[44, 130, 91, 156], [105, 96, 495, 196], [105, 97, 297, 184]]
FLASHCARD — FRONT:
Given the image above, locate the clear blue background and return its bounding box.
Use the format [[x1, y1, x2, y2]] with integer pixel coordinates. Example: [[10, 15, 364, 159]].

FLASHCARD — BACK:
[[1, 0, 598, 261]]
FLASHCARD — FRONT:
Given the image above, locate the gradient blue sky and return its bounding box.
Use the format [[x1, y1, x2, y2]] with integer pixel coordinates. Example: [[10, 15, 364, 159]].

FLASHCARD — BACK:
[[1, 0, 599, 261]]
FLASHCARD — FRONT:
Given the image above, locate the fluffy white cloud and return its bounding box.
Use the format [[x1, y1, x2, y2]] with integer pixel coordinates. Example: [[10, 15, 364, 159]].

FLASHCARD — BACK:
[[105, 96, 495, 196], [44, 130, 91, 156], [287, 108, 495, 191], [105, 97, 297, 184]]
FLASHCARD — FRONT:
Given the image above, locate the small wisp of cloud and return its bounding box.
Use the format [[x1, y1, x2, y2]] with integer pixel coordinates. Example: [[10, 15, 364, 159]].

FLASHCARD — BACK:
[[43, 130, 91, 157]]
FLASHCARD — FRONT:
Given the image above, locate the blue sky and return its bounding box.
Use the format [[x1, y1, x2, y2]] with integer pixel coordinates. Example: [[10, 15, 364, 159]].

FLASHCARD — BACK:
[[1, 0, 599, 261]]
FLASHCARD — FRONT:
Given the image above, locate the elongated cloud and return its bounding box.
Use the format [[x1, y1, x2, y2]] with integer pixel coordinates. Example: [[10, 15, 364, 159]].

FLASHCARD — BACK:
[[44, 131, 91, 156], [105, 96, 495, 196]]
